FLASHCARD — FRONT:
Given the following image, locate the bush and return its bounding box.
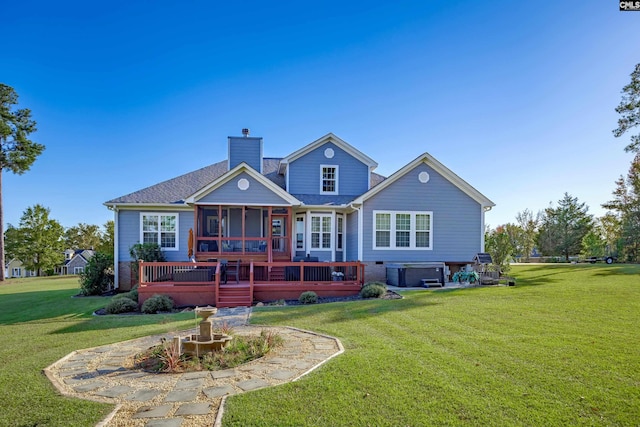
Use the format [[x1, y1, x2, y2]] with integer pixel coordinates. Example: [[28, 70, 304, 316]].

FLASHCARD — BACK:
[[360, 282, 387, 298], [141, 294, 174, 314], [113, 289, 138, 303], [79, 252, 114, 296], [105, 297, 138, 314], [298, 291, 318, 304], [129, 243, 166, 284]]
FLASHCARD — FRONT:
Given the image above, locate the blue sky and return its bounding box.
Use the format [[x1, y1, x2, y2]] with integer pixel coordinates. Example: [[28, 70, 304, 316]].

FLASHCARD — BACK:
[[2, 1, 638, 231]]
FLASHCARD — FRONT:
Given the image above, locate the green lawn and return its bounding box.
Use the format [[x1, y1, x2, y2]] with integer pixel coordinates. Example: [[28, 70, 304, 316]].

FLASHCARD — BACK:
[[0, 276, 195, 427], [224, 264, 640, 426], [0, 266, 638, 426]]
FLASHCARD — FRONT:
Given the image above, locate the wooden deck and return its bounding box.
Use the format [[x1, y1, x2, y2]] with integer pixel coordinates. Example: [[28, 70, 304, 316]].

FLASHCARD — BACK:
[[137, 260, 365, 308]]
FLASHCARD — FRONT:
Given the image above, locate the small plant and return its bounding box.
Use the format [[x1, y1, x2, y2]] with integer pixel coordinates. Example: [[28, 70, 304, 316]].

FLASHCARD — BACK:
[[360, 282, 387, 298], [105, 297, 138, 314], [214, 321, 235, 336], [112, 287, 138, 303], [298, 291, 318, 304], [141, 294, 174, 314], [331, 271, 345, 280], [159, 338, 183, 373]]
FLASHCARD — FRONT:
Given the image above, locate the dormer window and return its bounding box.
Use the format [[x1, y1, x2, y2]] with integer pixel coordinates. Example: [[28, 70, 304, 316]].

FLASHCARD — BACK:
[[321, 165, 338, 194]]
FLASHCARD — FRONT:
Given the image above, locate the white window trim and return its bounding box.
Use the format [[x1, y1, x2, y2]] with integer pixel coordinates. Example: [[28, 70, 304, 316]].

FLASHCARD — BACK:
[[320, 164, 339, 195], [372, 210, 433, 250], [140, 212, 180, 251], [310, 213, 333, 251], [74, 266, 85, 274]]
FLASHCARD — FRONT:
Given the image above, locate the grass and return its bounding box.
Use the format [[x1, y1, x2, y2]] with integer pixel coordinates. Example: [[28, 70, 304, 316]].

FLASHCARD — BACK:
[[0, 275, 195, 426], [222, 264, 640, 426], [1, 266, 638, 426]]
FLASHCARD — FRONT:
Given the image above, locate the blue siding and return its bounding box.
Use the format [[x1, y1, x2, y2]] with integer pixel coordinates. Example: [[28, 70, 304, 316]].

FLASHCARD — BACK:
[[229, 136, 262, 172], [362, 163, 482, 262], [288, 142, 369, 195], [197, 172, 291, 205], [118, 210, 194, 261]]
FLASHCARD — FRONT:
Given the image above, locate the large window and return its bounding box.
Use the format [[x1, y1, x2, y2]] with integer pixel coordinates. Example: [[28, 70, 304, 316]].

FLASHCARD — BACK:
[[141, 213, 179, 250], [373, 211, 432, 250], [311, 214, 332, 249], [320, 165, 338, 194]]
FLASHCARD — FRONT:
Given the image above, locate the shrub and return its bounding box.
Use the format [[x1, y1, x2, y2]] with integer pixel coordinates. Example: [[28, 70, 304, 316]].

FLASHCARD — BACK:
[[105, 297, 138, 314], [360, 282, 387, 298], [79, 252, 114, 296], [141, 294, 174, 314], [112, 289, 138, 303], [129, 243, 166, 284], [298, 291, 318, 304]]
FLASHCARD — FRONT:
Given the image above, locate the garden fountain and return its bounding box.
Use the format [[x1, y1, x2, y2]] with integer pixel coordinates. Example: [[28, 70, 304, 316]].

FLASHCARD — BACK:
[[176, 306, 232, 356]]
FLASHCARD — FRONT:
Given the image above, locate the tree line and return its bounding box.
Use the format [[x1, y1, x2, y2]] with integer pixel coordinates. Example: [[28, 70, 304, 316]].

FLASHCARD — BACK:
[[4, 204, 114, 276], [487, 63, 640, 269]]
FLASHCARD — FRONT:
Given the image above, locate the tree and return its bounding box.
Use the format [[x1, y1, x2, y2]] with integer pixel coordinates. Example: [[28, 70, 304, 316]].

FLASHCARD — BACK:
[[64, 223, 102, 250], [602, 154, 640, 262], [79, 252, 114, 296], [613, 63, 640, 153], [0, 84, 45, 281], [515, 209, 541, 262], [537, 193, 593, 261], [597, 213, 624, 257], [96, 220, 115, 255], [485, 225, 514, 273], [7, 205, 64, 276], [581, 229, 606, 259]]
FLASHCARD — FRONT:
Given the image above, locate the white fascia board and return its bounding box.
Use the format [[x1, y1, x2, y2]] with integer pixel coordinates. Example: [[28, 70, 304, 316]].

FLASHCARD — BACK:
[[106, 203, 192, 211], [353, 153, 495, 208], [185, 162, 301, 205], [281, 133, 378, 169]]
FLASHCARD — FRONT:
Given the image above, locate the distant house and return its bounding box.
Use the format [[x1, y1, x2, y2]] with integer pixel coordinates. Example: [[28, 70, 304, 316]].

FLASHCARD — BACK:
[[58, 249, 95, 275], [105, 132, 494, 305], [4, 258, 36, 278]]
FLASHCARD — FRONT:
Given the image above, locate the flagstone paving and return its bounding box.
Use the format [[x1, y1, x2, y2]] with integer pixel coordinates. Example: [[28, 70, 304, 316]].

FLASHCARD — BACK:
[[44, 307, 343, 426]]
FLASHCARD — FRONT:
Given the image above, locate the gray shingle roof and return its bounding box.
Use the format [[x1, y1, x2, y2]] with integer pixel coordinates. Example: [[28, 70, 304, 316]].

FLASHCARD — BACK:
[[106, 158, 385, 205]]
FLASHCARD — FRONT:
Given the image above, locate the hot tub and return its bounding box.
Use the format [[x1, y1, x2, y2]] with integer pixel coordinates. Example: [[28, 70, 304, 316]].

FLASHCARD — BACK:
[[386, 262, 446, 287]]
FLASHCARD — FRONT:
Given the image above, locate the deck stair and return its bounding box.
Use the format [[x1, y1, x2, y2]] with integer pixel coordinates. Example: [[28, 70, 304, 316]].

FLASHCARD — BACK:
[[269, 266, 285, 281], [217, 283, 252, 308]]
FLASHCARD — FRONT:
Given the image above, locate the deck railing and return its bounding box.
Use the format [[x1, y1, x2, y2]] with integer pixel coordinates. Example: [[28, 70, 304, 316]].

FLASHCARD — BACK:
[[138, 260, 365, 287]]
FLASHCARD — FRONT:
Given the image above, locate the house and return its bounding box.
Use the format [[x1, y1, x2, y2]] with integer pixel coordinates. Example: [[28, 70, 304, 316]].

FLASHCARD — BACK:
[[4, 258, 36, 278], [105, 131, 494, 306], [57, 249, 95, 275]]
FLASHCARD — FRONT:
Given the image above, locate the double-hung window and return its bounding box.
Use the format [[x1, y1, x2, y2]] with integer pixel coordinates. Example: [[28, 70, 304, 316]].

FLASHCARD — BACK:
[[310, 214, 332, 249], [320, 165, 338, 194], [373, 211, 432, 250], [141, 213, 179, 250]]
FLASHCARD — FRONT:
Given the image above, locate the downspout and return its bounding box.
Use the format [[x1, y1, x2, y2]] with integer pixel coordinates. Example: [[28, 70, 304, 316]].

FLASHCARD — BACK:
[[113, 206, 120, 289], [481, 205, 492, 252]]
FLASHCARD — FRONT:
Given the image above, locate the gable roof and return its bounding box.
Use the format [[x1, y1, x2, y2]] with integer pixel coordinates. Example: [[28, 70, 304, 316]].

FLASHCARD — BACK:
[[278, 133, 378, 175], [105, 158, 284, 206], [185, 162, 301, 205], [352, 152, 495, 208]]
